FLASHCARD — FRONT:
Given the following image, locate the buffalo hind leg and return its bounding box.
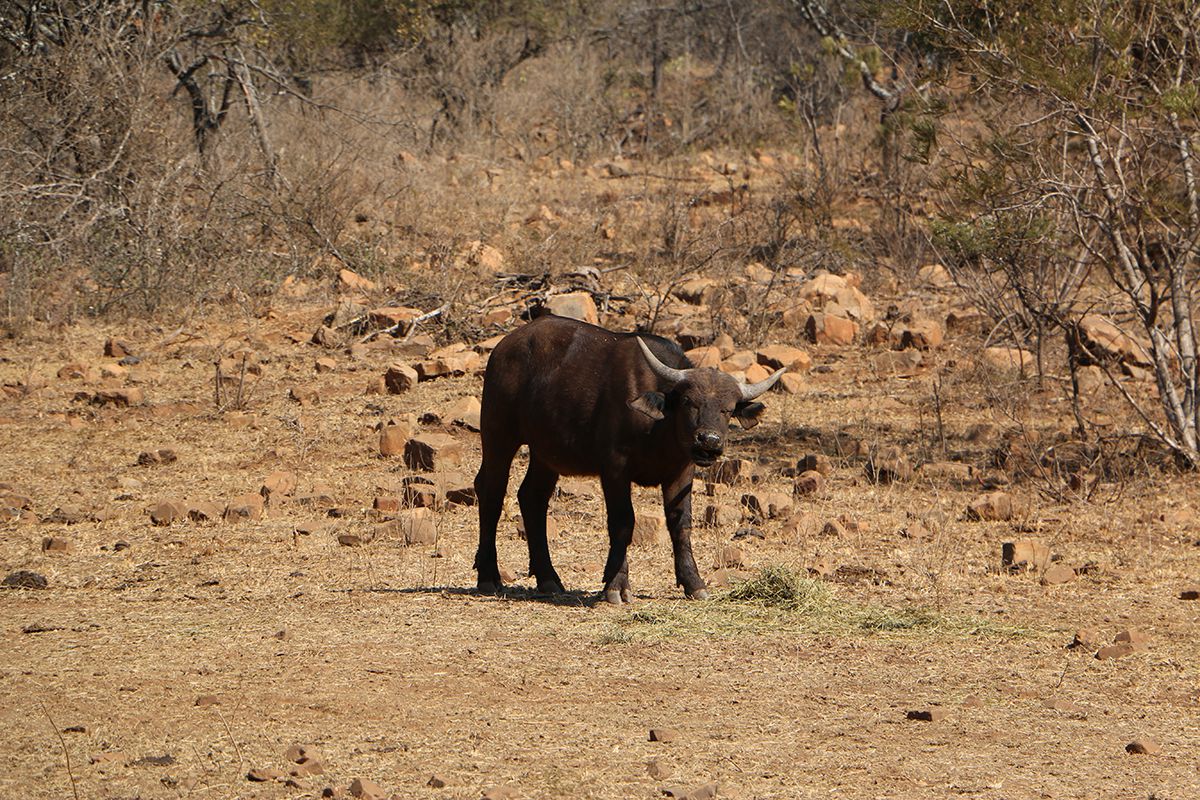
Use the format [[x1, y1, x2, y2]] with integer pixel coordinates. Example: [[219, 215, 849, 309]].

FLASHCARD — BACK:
[[599, 474, 635, 604], [518, 457, 564, 594], [474, 439, 519, 595], [662, 469, 708, 599]]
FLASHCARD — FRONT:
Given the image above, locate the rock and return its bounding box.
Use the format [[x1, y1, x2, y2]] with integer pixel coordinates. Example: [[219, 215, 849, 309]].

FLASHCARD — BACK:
[[481, 786, 519, 800], [714, 545, 745, 569], [1075, 315, 1152, 369], [311, 325, 337, 347], [821, 519, 846, 537], [546, 292, 599, 324], [445, 482, 477, 506], [1041, 564, 1076, 585], [337, 531, 375, 547], [188, 501, 223, 522], [291, 757, 325, 777], [1180, 587, 1200, 600], [348, 777, 388, 799], [1095, 643, 1138, 660], [777, 373, 804, 394], [805, 313, 859, 345], [632, 513, 668, 546], [1114, 628, 1150, 648], [89, 388, 143, 407], [378, 508, 438, 546], [1125, 739, 1161, 755], [799, 272, 875, 321], [462, 240, 506, 273], [195, 695, 220, 707], [379, 424, 412, 457], [403, 434, 464, 471], [384, 363, 419, 394], [315, 357, 337, 373], [416, 352, 480, 380], [740, 491, 791, 520], [792, 470, 824, 496], [917, 263, 952, 286], [703, 504, 738, 528], [516, 515, 559, 540], [41, 536, 72, 553], [906, 708, 949, 722], [224, 493, 265, 522], [722, 350, 757, 372], [1001, 539, 1050, 571], [945, 307, 983, 334], [916, 461, 974, 486], [289, 386, 322, 406], [2, 570, 48, 589], [261, 471, 298, 501], [1069, 628, 1104, 650], [44, 505, 88, 524], [136, 448, 178, 466], [649, 728, 679, 743], [104, 338, 134, 358], [446, 396, 482, 431], [865, 445, 912, 483], [892, 317, 944, 350], [709, 458, 751, 484], [874, 349, 924, 377], [337, 268, 376, 293], [967, 491, 1015, 521], [661, 783, 718, 800], [368, 306, 422, 330], [756, 344, 811, 372], [797, 453, 833, 475], [983, 347, 1035, 372], [675, 278, 717, 305], [148, 499, 188, 526], [685, 346, 722, 368], [647, 759, 673, 780]]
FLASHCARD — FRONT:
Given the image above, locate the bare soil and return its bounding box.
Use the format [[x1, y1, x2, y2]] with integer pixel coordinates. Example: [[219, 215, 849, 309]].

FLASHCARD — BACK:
[[3, 294, 1200, 800]]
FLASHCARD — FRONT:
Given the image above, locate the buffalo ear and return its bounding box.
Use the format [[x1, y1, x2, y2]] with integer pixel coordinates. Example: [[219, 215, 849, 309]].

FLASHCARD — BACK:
[[629, 391, 667, 420], [734, 401, 765, 429]]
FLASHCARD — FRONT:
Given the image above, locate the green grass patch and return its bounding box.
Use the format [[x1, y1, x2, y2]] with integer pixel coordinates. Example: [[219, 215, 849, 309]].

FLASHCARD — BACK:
[[595, 565, 1038, 644]]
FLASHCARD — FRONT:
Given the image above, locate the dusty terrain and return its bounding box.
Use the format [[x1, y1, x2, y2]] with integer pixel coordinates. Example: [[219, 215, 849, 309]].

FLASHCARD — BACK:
[[3, 268, 1200, 800]]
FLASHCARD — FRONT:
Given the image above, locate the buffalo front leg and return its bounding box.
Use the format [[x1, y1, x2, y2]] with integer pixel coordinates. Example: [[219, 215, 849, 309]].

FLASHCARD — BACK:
[[518, 457, 564, 594], [599, 474, 635, 604], [662, 467, 708, 599]]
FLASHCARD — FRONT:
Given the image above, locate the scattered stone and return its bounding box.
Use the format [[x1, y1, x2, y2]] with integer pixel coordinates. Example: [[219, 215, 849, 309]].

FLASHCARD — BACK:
[[337, 531, 375, 547], [805, 312, 859, 345], [337, 268, 376, 293], [906, 708, 949, 722], [41, 536, 72, 553], [148, 499, 189, 526], [916, 461, 974, 485], [647, 759, 673, 780], [1095, 643, 1138, 660], [1040, 564, 1076, 585], [516, 515, 559, 540], [261, 471, 298, 501], [793, 470, 823, 496], [799, 272, 875, 321], [1114, 628, 1150, 648], [378, 508, 438, 546], [426, 774, 447, 789], [416, 351, 480, 381], [1041, 697, 1087, 716], [703, 504, 737, 528], [1069, 628, 1103, 651], [873, 349, 924, 377], [1001, 539, 1050, 571], [348, 777, 387, 799], [224, 493, 265, 522], [892, 317, 944, 350], [709, 458, 751, 484], [546, 292, 599, 324], [379, 423, 413, 457], [481, 785, 519, 800], [821, 519, 846, 538], [797, 453, 833, 476], [864, 445, 912, 483], [777, 372, 804, 394], [649, 728, 679, 743], [89, 751, 126, 765], [188, 501, 222, 522], [194, 695, 220, 707], [105, 338, 134, 358], [403, 434, 464, 471], [756, 344, 812, 372], [983, 346, 1035, 372], [43, 505, 88, 524], [661, 782, 718, 800], [445, 483, 477, 506], [446, 396, 482, 431], [384, 363, 419, 394], [968, 491, 1015, 522], [89, 388, 143, 407], [315, 357, 337, 373], [685, 346, 722, 368], [632, 513, 668, 546], [1125, 739, 1161, 755], [136, 448, 178, 466], [740, 490, 792, 520], [714, 545, 745, 569], [1179, 587, 1200, 600]]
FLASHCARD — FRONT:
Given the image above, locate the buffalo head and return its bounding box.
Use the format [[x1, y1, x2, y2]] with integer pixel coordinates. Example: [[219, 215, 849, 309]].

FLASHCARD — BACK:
[[630, 338, 785, 467]]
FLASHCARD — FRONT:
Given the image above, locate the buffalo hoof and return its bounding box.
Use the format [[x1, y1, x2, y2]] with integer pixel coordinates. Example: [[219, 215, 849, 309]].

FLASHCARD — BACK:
[[685, 588, 710, 601], [603, 587, 633, 605], [536, 579, 566, 595], [477, 579, 503, 596]]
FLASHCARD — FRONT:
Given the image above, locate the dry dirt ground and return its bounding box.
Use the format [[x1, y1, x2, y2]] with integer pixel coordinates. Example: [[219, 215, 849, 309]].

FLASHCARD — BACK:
[[2, 292, 1200, 800]]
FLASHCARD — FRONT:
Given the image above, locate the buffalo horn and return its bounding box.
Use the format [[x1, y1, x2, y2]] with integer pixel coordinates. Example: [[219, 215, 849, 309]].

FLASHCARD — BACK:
[[739, 368, 786, 401], [636, 337, 689, 386]]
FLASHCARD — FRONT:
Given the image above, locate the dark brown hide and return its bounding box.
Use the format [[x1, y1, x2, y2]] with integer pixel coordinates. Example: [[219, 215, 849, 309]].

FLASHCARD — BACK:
[[473, 314, 778, 603]]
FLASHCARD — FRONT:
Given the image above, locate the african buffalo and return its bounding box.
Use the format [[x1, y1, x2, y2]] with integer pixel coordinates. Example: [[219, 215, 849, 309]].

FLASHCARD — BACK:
[[473, 314, 784, 604]]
